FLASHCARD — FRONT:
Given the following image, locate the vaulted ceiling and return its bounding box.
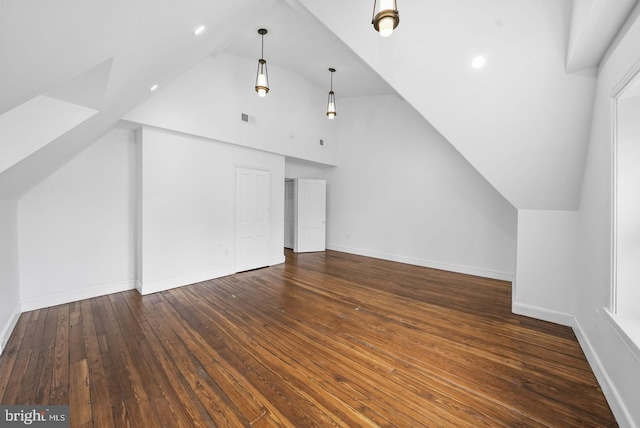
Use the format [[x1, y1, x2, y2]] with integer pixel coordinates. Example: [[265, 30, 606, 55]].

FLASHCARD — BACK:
[[297, 0, 637, 209], [1, 0, 638, 208]]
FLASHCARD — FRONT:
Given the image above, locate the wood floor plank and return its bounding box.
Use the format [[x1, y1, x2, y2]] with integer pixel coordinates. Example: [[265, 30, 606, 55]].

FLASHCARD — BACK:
[[50, 304, 70, 405], [107, 293, 184, 427], [188, 275, 532, 427], [174, 282, 435, 427], [114, 291, 213, 428], [122, 293, 217, 428], [69, 359, 92, 427], [31, 306, 59, 404], [14, 308, 49, 404], [79, 300, 114, 428], [169, 287, 370, 427], [0, 250, 618, 427], [148, 294, 262, 427], [0, 313, 28, 402], [2, 310, 42, 404], [91, 295, 162, 428], [206, 270, 536, 424]]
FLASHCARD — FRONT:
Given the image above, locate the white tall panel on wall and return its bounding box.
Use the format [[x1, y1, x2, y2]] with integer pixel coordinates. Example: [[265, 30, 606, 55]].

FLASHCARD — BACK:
[[18, 128, 137, 310], [138, 127, 285, 294], [295, 179, 326, 253]]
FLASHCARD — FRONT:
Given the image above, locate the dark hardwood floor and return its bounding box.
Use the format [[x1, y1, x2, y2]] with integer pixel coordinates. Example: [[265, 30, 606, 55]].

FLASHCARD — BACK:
[[0, 250, 617, 427]]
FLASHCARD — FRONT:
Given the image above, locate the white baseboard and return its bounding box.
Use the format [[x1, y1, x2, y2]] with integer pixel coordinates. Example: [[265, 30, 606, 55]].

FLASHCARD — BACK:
[[270, 255, 286, 266], [511, 302, 574, 327], [0, 304, 21, 356], [20, 280, 136, 312], [572, 317, 636, 428], [326, 244, 514, 282], [512, 304, 634, 427], [137, 267, 235, 295], [137, 256, 284, 296]]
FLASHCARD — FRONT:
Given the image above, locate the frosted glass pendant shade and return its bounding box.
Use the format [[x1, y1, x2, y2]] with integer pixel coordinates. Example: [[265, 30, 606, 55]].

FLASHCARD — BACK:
[[326, 95, 336, 119], [326, 68, 337, 119], [372, 0, 399, 37], [255, 29, 269, 97], [255, 59, 269, 97]]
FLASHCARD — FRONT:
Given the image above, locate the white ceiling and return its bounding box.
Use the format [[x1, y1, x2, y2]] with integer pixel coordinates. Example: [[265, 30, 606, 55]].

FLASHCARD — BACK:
[[0, 0, 638, 208], [0, 0, 279, 198], [222, 0, 395, 97], [298, 0, 639, 210], [566, 0, 638, 72]]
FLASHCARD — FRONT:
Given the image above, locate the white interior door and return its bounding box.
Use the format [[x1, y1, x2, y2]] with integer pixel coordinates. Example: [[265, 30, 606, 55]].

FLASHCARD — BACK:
[[284, 180, 294, 249], [236, 168, 270, 272], [294, 179, 326, 253]]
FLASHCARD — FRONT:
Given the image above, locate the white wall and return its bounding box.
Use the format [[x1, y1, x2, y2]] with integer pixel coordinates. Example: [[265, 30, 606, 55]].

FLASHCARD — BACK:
[[125, 53, 338, 167], [575, 4, 640, 426], [514, 210, 578, 326], [324, 94, 517, 280], [18, 128, 136, 311], [299, 0, 596, 211], [137, 127, 285, 294], [285, 157, 331, 179], [0, 200, 20, 353], [14, 51, 327, 309]]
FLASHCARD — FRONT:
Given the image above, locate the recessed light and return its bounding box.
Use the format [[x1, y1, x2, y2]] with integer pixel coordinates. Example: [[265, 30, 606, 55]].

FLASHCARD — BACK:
[[149, 84, 159, 92], [471, 55, 486, 69], [193, 25, 205, 35]]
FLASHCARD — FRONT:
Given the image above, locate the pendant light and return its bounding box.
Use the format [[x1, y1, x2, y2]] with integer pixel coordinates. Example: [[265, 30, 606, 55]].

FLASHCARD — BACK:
[[326, 68, 337, 119], [255, 28, 269, 97], [372, 0, 399, 37]]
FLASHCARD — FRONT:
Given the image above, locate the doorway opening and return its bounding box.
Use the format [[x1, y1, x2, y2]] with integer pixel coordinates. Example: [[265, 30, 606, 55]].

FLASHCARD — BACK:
[[284, 178, 326, 253]]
